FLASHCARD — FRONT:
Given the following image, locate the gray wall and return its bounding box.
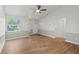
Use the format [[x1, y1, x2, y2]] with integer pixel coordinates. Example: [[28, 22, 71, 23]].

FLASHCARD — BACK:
[[38, 6, 79, 43], [39, 6, 79, 33]]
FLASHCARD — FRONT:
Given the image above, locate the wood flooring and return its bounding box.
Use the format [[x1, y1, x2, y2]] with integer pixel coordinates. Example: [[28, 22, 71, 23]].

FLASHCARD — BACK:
[[1, 34, 79, 54]]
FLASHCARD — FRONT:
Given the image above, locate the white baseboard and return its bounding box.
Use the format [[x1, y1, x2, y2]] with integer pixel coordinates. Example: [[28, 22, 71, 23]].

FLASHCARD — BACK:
[[6, 35, 29, 40], [38, 29, 63, 38], [65, 40, 79, 45], [39, 33, 56, 38]]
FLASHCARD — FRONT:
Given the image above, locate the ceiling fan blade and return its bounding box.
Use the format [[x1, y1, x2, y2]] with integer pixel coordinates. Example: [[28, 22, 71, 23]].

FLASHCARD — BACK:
[[40, 9, 47, 11], [37, 5, 41, 9]]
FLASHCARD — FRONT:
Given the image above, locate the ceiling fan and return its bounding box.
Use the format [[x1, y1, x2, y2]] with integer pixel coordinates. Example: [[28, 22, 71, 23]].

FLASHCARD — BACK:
[[33, 5, 47, 13]]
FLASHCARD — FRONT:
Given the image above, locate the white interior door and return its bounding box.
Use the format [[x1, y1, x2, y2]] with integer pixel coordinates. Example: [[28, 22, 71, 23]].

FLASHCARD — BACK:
[[55, 17, 66, 36]]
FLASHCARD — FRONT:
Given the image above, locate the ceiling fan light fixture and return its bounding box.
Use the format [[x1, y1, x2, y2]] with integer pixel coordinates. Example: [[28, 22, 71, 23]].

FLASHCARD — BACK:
[[36, 9, 40, 13]]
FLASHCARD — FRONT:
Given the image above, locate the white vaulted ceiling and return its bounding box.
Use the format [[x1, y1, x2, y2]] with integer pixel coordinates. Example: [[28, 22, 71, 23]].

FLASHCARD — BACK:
[[3, 5, 63, 19]]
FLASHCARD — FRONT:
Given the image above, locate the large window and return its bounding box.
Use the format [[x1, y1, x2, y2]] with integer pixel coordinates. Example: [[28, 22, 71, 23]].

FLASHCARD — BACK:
[[6, 17, 20, 32]]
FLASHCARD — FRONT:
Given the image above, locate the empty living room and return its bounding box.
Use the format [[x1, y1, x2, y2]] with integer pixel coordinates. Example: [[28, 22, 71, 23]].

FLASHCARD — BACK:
[[0, 5, 79, 54]]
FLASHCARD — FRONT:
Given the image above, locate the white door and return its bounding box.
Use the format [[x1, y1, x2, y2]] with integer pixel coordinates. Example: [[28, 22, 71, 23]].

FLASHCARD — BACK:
[[55, 17, 66, 37]]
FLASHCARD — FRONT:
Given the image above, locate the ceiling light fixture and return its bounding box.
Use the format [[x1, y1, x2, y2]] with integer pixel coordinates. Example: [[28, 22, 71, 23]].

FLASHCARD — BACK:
[[36, 9, 40, 13]]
